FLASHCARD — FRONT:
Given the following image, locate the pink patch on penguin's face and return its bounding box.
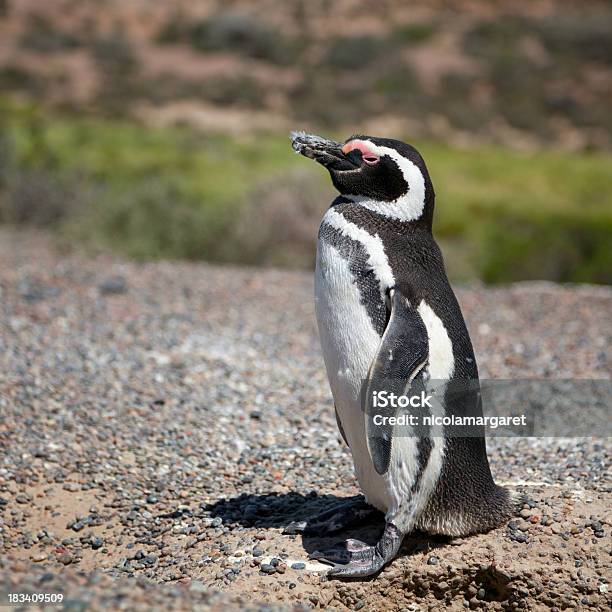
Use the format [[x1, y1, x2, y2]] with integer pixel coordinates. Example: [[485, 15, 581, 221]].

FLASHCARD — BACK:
[[342, 140, 380, 165]]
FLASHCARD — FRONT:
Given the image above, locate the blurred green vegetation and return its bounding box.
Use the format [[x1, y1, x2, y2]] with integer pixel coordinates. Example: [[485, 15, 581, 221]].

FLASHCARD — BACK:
[[158, 12, 302, 66], [1, 99, 611, 283]]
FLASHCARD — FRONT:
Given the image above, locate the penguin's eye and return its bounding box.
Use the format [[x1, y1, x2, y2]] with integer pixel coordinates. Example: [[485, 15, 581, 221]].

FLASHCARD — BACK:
[[363, 155, 380, 165]]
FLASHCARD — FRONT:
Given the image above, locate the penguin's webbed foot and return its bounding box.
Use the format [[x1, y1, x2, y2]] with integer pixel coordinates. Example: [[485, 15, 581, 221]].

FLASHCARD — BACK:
[[312, 522, 403, 579], [284, 496, 377, 536]]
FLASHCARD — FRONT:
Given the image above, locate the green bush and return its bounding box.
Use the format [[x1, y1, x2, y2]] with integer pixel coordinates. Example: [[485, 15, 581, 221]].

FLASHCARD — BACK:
[[90, 32, 139, 115], [325, 36, 393, 70], [0, 168, 88, 227], [535, 13, 612, 65], [65, 179, 237, 261], [0, 66, 47, 98], [158, 12, 300, 65], [478, 210, 612, 284], [19, 14, 83, 53], [393, 23, 436, 44]]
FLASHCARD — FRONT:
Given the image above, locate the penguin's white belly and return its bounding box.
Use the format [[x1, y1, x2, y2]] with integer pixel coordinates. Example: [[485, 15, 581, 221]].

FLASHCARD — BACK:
[[314, 237, 394, 512], [315, 224, 454, 526]]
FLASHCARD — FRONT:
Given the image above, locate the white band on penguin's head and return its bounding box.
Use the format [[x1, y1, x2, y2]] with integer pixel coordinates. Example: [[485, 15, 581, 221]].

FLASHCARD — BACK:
[[344, 140, 426, 223]]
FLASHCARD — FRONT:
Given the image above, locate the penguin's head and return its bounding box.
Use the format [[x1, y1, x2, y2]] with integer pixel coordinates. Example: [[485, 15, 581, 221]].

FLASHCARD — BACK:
[[291, 131, 435, 226]]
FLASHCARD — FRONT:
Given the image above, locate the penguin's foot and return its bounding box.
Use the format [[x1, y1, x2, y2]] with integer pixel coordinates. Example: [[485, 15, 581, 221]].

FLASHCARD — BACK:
[[312, 522, 403, 579], [283, 496, 377, 536]]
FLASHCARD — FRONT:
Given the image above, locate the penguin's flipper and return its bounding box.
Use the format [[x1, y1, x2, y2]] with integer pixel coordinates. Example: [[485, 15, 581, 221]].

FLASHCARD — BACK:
[[364, 287, 429, 475]]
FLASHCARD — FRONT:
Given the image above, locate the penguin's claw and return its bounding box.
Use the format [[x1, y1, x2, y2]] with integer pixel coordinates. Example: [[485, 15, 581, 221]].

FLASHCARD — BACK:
[[325, 554, 385, 579], [317, 522, 404, 580]]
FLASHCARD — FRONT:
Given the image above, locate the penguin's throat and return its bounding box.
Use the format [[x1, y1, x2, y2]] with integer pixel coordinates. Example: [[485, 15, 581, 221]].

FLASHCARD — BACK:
[[344, 194, 426, 223]]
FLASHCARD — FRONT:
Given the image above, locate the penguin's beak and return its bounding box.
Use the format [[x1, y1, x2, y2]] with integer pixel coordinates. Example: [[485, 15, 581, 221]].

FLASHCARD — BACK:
[[290, 131, 358, 171]]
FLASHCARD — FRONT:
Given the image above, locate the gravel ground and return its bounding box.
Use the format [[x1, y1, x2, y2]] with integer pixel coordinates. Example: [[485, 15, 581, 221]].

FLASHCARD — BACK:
[[0, 229, 610, 611]]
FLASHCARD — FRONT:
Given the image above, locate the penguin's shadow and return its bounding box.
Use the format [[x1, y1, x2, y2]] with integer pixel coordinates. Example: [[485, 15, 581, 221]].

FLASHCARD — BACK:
[[205, 491, 450, 562]]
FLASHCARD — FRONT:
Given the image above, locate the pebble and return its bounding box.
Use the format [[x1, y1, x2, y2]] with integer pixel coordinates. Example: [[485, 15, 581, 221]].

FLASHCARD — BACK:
[[90, 537, 103, 550], [516, 519, 530, 532], [58, 553, 74, 565], [99, 276, 127, 295], [590, 520, 603, 531], [189, 581, 207, 593]]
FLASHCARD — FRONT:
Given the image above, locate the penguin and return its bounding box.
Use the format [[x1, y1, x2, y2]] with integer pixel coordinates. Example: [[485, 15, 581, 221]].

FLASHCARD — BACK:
[[287, 131, 515, 578]]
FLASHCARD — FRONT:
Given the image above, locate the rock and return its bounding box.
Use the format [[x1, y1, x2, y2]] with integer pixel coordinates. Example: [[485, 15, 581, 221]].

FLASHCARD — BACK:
[[189, 581, 207, 593], [590, 520, 603, 531], [318, 589, 334, 606], [99, 276, 127, 295], [516, 519, 530, 532], [90, 537, 103, 550], [58, 553, 74, 565], [510, 532, 528, 543]]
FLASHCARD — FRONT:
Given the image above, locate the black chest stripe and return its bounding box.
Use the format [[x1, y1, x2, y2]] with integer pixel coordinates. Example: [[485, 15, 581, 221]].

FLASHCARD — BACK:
[[319, 222, 387, 336], [333, 200, 414, 236]]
